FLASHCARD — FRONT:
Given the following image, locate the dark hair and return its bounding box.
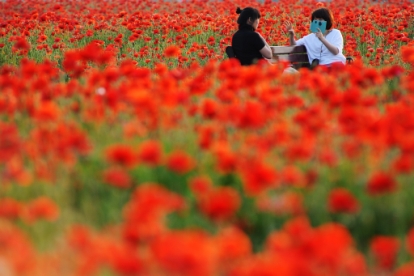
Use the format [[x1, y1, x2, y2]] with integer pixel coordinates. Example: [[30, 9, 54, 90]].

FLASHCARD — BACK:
[[311, 8, 334, 30], [236, 7, 261, 25]]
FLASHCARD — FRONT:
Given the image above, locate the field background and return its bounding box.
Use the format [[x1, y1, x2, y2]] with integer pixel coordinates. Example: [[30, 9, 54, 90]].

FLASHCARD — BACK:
[[1, 0, 414, 275]]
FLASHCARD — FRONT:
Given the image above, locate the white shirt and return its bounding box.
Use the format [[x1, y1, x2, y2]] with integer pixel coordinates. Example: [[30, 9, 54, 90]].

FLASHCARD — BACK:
[[295, 29, 346, 65]]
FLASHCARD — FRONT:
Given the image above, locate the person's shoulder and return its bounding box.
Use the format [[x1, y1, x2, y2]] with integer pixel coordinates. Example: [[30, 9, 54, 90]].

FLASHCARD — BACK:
[[329, 29, 344, 40], [233, 30, 243, 38], [304, 32, 314, 37], [245, 31, 261, 40], [234, 29, 256, 37], [299, 33, 315, 41], [330, 29, 343, 35]]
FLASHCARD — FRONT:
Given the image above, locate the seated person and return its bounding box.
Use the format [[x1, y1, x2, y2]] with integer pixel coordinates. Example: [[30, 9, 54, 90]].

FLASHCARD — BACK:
[[232, 7, 272, 66], [284, 8, 346, 67]]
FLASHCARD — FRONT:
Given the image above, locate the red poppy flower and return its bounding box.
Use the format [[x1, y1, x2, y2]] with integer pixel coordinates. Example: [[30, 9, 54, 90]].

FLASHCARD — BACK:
[[14, 37, 30, 51], [198, 125, 215, 150], [236, 100, 266, 129], [366, 171, 397, 195], [34, 101, 60, 121], [0, 123, 21, 163], [395, 262, 414, 276], [370, 236, 399, 270], [0, 221, 35, 274], [328, 188, 360, 214], [150, 230, 217, 276], [189, 175, 212, 196], [123, 183, 185, 242], [215, 226, 251, 263], [0, 198, 22, 219], [163, 45, 181, 58], [213, 143, 237, 174], [137, 140, 162, 166], [23, 197, 59, 223], [166, 150, 195, 174], [201, 98, 218, 120], [198, 187, 241, 221], [401, 45, 414, 65], [281, 165, 304, 187], [67, 225, 93, 251], [311, 223, 356, 272], [102, 167, 132, 188], [406, 227, 414, 257], [105, 144, 137, 167], [393, 154, 413, 174], [242, 160, 278, 195], [108, 244, 144, 275]]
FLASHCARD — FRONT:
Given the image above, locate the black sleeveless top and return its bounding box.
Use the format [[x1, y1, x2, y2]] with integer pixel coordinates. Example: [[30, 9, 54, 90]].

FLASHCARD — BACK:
[[231, 25, 265, 66]]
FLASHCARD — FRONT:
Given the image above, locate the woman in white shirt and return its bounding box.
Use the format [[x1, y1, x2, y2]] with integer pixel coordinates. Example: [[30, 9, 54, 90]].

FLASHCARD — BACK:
[[284, 8, 346, 67]]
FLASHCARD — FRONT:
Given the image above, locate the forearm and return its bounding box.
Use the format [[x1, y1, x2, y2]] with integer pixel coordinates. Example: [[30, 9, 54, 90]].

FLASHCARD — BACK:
[[320, 38, 339, 55], [289, 32, 296, 46], [261, 44, 272, 59]]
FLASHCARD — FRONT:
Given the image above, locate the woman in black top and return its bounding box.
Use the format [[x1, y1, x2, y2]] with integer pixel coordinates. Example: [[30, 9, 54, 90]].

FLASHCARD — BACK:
[[232, 7, 272, 66]]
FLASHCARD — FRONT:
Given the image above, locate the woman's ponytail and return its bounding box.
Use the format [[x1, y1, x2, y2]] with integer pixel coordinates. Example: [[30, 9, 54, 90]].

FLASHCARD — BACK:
[[236, 7, 260, 25]]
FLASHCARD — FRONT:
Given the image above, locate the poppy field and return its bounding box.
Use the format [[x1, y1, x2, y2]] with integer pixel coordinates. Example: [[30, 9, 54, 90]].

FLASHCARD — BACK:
[[1, 0, 414, 275]]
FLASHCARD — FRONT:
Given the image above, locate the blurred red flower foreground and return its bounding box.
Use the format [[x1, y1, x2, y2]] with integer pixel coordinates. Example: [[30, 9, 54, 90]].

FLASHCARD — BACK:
[[1, 0, 414, 275]]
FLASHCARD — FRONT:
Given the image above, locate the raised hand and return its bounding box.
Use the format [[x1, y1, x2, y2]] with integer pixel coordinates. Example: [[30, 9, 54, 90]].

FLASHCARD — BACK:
[[283, 21, 294, 35], [315, 28, 324, 40]]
